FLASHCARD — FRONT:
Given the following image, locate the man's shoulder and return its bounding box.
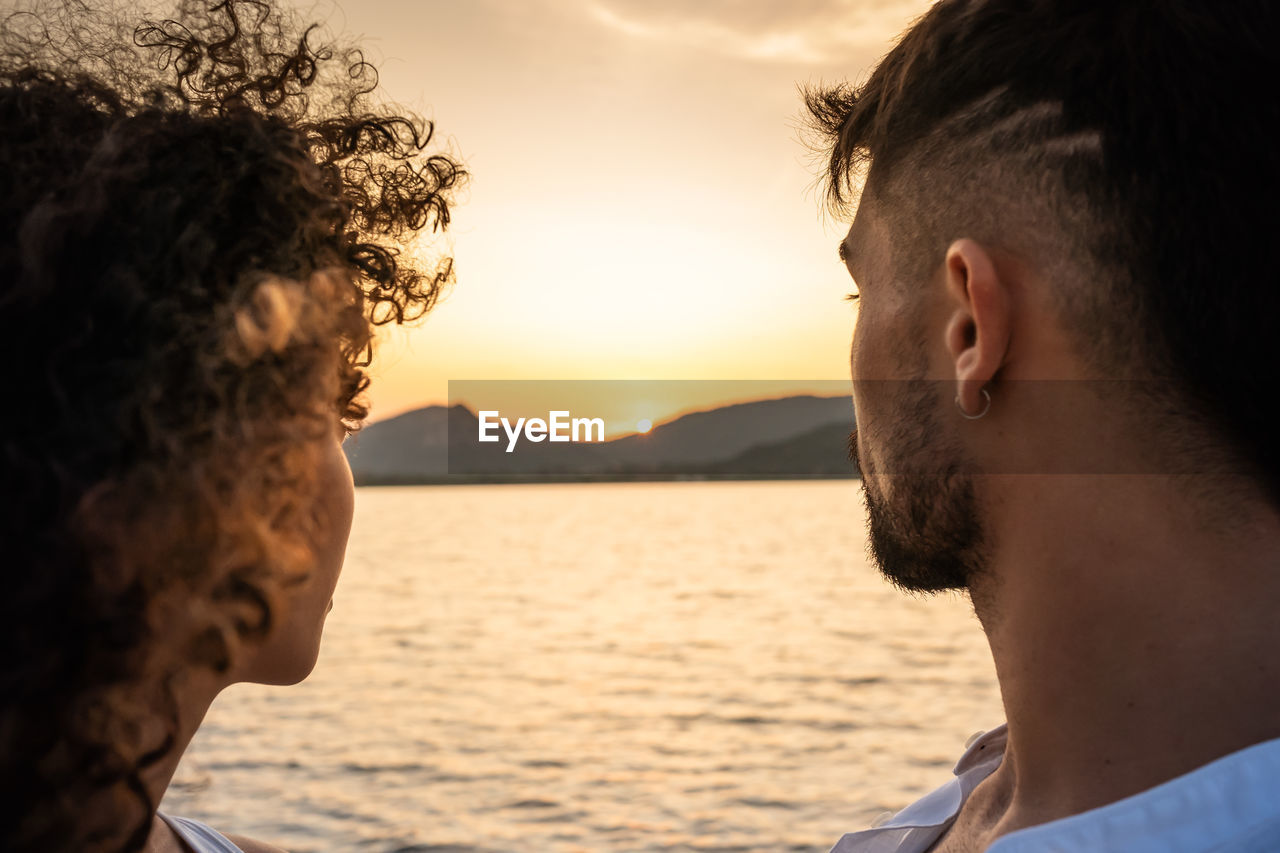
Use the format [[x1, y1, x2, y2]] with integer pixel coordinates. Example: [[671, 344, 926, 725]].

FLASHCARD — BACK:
[[987, 732, 1280, 852], [831, 727, 1280, 853]]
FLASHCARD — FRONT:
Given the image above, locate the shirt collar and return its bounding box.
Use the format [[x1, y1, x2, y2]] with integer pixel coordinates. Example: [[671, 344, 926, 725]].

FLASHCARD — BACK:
[[953, 724, 1009, 775], [829, 725, 1008, 853]]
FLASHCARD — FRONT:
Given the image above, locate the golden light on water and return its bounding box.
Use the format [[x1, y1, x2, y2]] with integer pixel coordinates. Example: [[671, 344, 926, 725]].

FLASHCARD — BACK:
[[167, 483, 1002, 850]]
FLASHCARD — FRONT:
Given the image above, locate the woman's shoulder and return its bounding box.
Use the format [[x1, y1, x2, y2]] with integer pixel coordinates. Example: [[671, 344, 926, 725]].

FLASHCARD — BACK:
[[158, 813, 290, 853], [223, 835, 289, 853]]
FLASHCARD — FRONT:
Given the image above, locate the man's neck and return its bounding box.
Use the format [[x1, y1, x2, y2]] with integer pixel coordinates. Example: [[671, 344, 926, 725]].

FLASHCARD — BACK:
[[968, 474, 1280, 841]]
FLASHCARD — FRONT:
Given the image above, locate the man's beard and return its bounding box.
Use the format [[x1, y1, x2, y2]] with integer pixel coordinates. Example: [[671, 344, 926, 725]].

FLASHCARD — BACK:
[[848, 380, 986, 593]]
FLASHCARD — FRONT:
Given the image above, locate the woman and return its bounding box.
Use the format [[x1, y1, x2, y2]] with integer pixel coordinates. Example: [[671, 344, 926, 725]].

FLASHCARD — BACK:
[[0, 1, 463, 850]]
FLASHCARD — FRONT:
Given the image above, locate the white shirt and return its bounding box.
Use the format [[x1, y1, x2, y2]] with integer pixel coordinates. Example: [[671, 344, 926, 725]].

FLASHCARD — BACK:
[[830, 725, 1280, 853]]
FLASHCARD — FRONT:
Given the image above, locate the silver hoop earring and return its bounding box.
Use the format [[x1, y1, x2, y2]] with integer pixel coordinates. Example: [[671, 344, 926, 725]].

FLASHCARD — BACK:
[[955, 387, 991, 420]]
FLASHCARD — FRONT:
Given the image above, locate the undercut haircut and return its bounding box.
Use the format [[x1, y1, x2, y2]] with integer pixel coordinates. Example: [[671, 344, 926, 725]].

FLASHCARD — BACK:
[[806, 0, 1278, 501]]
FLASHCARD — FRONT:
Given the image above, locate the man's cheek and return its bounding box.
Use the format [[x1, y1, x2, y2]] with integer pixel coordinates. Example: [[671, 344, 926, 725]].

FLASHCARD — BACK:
[[850, 322, 866, 380]]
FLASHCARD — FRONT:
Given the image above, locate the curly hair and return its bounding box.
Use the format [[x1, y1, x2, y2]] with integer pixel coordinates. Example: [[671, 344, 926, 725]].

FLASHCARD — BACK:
[[0, 1, 464, 850]]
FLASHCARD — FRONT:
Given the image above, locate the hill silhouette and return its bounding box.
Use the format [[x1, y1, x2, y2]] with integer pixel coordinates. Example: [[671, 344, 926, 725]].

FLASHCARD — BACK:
[[344, 394, 857, 484]]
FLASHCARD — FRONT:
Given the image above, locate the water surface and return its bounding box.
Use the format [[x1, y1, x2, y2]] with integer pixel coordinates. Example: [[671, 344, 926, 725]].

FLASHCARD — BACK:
[[165, 481, 1002, 852]]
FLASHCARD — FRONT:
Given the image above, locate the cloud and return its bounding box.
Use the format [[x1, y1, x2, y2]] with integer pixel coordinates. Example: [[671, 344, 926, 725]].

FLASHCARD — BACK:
[[586, 0, 930, 65]]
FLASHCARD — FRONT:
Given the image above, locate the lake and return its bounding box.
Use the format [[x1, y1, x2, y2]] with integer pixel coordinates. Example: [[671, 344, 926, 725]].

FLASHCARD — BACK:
[[163, 481, 1002, 852]]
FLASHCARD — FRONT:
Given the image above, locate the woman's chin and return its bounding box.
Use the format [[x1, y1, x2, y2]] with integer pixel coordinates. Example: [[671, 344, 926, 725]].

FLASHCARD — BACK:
[[254, 654, 320, 687], [236, 633, 325, 686]]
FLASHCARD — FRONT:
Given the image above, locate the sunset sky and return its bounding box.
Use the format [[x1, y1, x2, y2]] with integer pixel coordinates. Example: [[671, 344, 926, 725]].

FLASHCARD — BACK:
[[306, 0, 933, 421]]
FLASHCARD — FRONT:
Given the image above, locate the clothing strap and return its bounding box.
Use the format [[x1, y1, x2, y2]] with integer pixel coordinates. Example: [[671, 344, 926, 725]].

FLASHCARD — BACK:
[[156, 812, 247, 853]]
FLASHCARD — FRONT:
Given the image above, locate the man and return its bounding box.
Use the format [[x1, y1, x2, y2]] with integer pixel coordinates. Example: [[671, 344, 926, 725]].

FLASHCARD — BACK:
[[806, 2, 1279, 851]]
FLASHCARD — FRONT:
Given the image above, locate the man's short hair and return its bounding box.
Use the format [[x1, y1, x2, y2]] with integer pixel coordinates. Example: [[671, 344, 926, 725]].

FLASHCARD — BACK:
[[806, 0, 1278, 501]]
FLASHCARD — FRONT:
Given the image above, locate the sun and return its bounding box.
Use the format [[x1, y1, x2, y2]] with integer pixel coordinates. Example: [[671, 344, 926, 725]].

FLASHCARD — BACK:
[[636, 418, 653, 434]]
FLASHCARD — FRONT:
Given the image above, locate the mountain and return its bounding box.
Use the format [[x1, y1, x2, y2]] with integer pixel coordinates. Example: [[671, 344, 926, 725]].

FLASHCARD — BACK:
[[344, 394, 857, 484], [339, 404, 453, 481], [601, 395, 854, 465], [707, 421, 856, 478]]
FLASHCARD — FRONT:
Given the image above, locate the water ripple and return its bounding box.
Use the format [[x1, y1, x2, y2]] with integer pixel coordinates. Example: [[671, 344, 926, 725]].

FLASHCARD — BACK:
[[165, 482, 1001, 852]]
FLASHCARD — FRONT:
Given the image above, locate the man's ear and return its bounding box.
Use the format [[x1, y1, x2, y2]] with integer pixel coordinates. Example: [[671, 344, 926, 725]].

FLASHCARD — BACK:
[[943, 238, 1012, 417]]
